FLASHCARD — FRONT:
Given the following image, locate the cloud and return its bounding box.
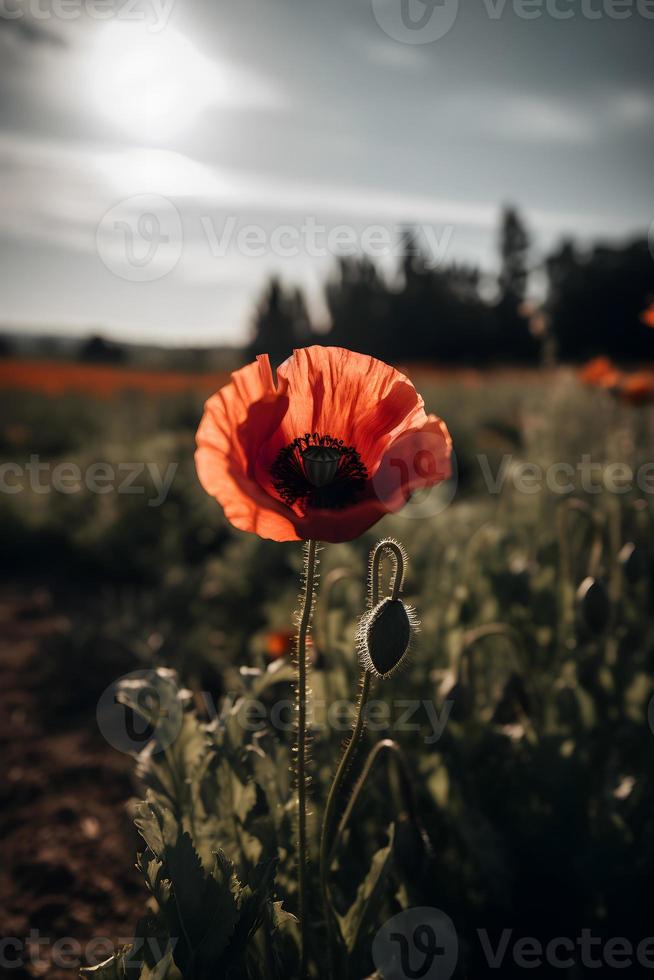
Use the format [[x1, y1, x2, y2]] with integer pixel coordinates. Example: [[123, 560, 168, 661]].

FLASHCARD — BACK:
[[609, 91, 654, 127], [490, 95, 595, 144], [359, 37, 427, 71], [0, 13, 65, 47]]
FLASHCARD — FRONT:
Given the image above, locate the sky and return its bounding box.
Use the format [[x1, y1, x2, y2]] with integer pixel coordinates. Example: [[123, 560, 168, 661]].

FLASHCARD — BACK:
[[0, 0, 653, 346]]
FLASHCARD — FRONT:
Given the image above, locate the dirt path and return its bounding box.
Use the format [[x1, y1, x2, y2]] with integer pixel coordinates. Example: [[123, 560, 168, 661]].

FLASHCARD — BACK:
[[0, 589, 146, 978]]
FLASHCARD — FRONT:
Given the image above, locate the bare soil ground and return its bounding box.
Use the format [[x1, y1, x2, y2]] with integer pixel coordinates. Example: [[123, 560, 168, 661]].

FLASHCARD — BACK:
[[0, 589, 146, 979]]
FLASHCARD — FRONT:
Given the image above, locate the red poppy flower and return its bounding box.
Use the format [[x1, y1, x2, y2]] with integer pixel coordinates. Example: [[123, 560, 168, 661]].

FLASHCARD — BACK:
[[265, 629, 295, 660], [579, 357, 622, 390], [195, 346, 452, 542], [618, 372, 654, 406], [641, 304, 654, 329]]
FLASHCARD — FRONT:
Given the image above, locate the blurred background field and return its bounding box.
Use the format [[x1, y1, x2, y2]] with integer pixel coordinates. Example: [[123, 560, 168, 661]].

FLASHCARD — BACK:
[[2, 360, 654, 976]]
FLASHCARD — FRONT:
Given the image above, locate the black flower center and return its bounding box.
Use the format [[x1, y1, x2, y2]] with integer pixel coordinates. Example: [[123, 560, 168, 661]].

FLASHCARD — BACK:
[[271, 433, 367, 509]]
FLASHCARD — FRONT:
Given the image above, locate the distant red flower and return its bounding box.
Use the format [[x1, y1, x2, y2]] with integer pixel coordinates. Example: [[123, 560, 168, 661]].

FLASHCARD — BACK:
[[579, 357, 622, 390], [619, 372, 654, 407], [641, 304, 654, 329], [265, 629, 295, 660], [195, 346, 452, 542]]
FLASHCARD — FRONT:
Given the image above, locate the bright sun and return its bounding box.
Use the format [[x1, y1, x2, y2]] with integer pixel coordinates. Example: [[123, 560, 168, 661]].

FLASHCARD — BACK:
[[89, 22, 222, 141]]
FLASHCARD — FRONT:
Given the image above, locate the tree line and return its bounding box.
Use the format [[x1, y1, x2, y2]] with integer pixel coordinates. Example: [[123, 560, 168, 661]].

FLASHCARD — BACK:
[[248, 207, 654, 367]]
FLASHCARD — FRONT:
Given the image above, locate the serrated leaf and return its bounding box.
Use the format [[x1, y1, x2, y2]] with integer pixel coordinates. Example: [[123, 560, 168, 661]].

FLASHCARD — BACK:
[[224, 858, 277, 960], [126, 915, 174, 980], [163, 832, 241, 978], [135, 849, 170, 906], [132, 796, 177, 859], [136, 713, 209, 819]]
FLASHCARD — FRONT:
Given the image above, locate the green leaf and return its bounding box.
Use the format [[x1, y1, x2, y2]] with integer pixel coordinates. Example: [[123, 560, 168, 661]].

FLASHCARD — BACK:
[[136, 712, 209, 818], [135, 848, 169, 906], [223, 859, 277, 964], [116, 669, 187, 758], [163, 832, 241, 978], [132, 796, 177, 859], [126, 915, 174, 980], [338, 825, 395, 956]]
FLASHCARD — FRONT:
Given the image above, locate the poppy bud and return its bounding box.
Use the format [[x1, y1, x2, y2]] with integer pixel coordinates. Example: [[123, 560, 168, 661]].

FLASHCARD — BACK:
[[576, 576, 610, 634], [358, 598, 418, 678], [619, 541, 646, 586]]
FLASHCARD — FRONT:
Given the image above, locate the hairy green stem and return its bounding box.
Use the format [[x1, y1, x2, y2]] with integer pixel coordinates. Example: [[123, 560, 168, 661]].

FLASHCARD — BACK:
[[296, 538, 318, 978]]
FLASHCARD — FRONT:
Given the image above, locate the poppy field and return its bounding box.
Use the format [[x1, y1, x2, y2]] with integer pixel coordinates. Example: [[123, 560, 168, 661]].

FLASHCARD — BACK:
[[2, 361, 654, 979]]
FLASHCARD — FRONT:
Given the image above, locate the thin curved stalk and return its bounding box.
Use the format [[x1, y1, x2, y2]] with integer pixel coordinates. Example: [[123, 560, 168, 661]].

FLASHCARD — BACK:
[[296, 539, 319, 978], [320, 670, 373, 976], [556, 498, 604, 654], [319, 539, 406, 976], [327, 739, 432, 968], [331, 738, 416, 861]]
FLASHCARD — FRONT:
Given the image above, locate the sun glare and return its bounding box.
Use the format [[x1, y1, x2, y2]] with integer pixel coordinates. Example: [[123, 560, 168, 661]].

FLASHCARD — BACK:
[[89, 22, 222, 140]]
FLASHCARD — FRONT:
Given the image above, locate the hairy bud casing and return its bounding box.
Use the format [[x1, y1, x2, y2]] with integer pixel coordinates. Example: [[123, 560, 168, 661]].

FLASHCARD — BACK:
[[358, 597, 417, 678]]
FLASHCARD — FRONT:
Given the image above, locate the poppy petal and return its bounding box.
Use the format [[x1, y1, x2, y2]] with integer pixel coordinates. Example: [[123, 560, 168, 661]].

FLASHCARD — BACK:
[[275, 346, 427, 471], [195, 356, 302, 541]]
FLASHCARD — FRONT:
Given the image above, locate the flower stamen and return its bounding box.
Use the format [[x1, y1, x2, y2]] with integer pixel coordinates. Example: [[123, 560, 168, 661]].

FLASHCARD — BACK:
[[271, 433, 367, 510]]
